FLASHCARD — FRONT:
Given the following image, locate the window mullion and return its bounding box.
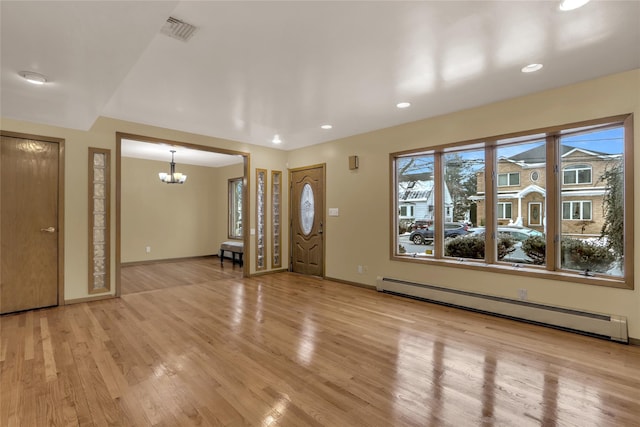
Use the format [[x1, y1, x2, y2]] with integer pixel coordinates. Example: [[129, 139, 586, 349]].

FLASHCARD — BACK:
[[485, 144, 496, 264], [623, 115, 634, 288], [434, 152, 444, 258], [545, 136, 559, 271]]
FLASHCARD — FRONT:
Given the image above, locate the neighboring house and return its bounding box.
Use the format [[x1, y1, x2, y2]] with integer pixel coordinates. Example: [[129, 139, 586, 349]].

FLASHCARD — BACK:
[[471, 145, 621, 237], [399, 179, 454, 225]]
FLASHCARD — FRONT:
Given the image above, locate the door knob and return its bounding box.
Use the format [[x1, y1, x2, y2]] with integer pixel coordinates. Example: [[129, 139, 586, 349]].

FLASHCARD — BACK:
[[40, 227, 55, 233]]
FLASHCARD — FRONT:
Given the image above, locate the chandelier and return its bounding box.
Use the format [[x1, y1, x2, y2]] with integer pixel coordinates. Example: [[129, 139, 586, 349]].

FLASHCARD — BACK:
[[158, 150, 187, 184]]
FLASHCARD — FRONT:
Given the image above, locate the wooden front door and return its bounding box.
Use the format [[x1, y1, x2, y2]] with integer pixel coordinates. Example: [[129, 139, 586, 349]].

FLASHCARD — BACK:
[[1, 134, 60, 314], [528, 202, 543, 227], [290, 165, 325, 277]]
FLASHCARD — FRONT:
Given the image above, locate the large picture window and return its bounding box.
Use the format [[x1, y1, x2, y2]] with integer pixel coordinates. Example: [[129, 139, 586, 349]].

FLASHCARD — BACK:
[[392, 115, 633, 289]]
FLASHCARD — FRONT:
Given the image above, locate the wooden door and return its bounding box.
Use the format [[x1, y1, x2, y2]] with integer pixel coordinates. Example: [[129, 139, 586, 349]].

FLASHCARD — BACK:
[[290, 165, 324, 276], [528, 202, 543, 226], [1, 135, 59, 314]]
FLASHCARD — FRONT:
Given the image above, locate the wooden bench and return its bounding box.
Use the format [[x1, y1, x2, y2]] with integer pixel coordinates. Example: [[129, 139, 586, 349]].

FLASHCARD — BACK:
[[220, 241, 244, 266]]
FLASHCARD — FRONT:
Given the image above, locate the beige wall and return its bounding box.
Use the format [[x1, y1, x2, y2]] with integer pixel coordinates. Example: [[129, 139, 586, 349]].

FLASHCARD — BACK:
[[1, 69, 639, 339], [287, 69, 640, 339], [121, 157, 221, 263], [121, 158, 245, 263], [0, 116, 288, 300]]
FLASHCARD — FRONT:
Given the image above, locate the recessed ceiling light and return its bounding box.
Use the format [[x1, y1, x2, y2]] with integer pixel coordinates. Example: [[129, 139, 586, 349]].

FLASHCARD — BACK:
[[321, 124, 333, 130], [559, 0, 590, 11], [396, 102, 411, 109], [521, 63, 543, 73], [19, 71, 47, 85], [272, 134, 282, 144]]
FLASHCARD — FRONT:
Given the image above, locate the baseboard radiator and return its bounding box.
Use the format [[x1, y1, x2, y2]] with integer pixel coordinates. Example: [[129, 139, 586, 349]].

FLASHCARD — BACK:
[[376, 277, 628, 343]]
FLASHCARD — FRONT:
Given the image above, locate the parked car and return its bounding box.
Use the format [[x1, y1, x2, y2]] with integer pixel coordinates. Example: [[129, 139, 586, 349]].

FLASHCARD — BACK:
[[467, 226, 544, 263], [468, 225, 542, 238], [409, 222, 469, 245], [410, 219, 431, 230]]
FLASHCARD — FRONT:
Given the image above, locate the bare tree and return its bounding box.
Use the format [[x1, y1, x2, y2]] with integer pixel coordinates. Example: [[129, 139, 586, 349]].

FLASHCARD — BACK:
[[600, 158, 624, 257]]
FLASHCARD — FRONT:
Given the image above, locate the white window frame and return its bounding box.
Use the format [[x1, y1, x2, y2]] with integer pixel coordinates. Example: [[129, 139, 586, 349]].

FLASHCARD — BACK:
[[528, 202, 543, 226], [497, 172, 520, 187], [563, 164, 592, 185], [562, 200, 592, 221], [497, 202, 512, 219], [399, 204, 415, 218]]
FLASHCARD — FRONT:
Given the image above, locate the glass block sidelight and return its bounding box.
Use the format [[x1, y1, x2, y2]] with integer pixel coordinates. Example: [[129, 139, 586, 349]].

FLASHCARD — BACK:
[[93, 244, 105, 258], [271, 170, 282, 268], [93, 273, 105, 288], [89, 148, 110, 293], [94, 214, 105, 228], [93, 152, 105, 167], [94, 198, 104, 213], [93, 228, 105, 243], [256, 169, 267, 270], [93, 257, 105, 273], [94, 167, 105, 182], [93, 183, 105, 198]]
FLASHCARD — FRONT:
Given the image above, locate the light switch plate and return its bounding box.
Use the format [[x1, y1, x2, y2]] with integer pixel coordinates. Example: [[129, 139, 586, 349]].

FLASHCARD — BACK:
[[328, 208, 339, 216]]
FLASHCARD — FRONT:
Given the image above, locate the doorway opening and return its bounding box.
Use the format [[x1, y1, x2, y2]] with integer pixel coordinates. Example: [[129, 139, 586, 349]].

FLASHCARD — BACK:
[[115, 133, 250, 296]]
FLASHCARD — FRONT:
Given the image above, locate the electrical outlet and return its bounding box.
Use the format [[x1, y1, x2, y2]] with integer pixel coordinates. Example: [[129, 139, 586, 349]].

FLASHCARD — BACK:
[[145, 246, 151, 254], [357, 265, 363, 274], [518, 289, 528, 301]]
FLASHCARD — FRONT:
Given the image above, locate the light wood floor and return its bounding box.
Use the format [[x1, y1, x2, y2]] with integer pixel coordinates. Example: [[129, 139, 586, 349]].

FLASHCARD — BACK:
[[120, 256, 243, 295], [2, 258, 639, 426]]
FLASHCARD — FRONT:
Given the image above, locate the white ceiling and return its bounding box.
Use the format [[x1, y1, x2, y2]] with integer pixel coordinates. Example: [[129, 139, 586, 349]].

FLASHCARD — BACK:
[[2, 1, 639, 155], [121, 139, 243, 168]]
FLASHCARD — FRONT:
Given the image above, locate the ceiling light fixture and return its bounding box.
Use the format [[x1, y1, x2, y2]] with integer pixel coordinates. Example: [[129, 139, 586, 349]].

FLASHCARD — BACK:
[[19, 71, 47, 85], [559, 0, 590, 11], [158, 150, 187, 184], [521, 63, 543, 73], [396, 102, 411, 109], [272, 135, 282, 144], [321, 124, 333, 130]]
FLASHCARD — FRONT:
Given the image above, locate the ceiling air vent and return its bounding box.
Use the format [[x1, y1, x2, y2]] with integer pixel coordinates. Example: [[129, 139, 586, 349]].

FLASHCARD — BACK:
[[160, 17, 197, 42]]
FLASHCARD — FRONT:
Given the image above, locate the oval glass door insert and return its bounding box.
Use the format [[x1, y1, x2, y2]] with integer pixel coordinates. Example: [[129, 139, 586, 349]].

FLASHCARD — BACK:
[[300, 183, 315, 235]]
